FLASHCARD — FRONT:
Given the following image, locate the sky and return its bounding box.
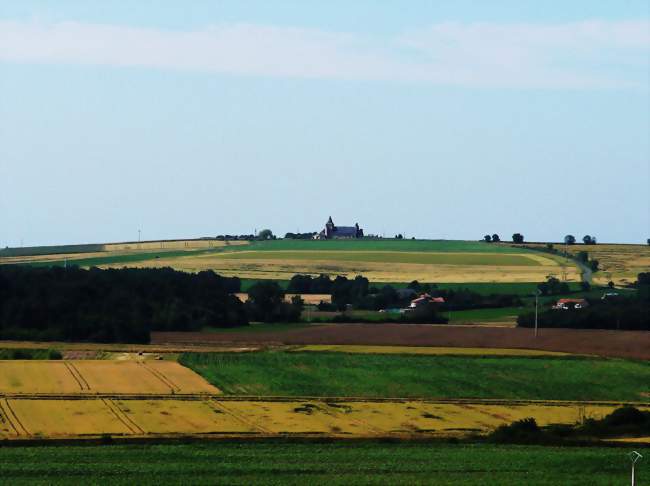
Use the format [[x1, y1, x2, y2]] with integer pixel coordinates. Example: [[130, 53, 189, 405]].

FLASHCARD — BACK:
[[1, 1, 648, 246]]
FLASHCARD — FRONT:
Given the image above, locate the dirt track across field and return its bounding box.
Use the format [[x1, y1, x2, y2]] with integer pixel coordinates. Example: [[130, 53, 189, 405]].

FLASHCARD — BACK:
[[152, 325, 650, 360]]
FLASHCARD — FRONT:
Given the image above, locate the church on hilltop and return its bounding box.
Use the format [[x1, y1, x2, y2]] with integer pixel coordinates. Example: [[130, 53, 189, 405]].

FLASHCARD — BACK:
[[315, 216, 364, 239]]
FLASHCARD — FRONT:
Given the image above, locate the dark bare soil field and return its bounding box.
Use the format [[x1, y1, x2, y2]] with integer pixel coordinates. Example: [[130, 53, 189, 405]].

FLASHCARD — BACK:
[[152, 325, 650, 360]]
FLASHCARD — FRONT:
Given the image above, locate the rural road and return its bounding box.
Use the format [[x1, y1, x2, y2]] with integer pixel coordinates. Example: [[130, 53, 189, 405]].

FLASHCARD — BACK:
[[575, 258, 593, 284]]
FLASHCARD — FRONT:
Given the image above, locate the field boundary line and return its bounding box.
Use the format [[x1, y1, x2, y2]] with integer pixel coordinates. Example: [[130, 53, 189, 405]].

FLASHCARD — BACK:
[[208, 399, 273, 434], [137, 362, 181, 393], [0, 394, 646, 408], [0, 399, 20, 437], [101, 399, 144, 435], [3, 399, 30, 436]]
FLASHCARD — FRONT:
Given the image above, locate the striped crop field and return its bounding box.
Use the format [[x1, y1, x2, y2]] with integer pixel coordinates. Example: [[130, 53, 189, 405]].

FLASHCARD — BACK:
[[2, 239, 583, 284], [525, 243, 650, 286], [0, 361, 219, 395], [111, 248, 577, 283], [207, 250, 541, 266], [1, 397, 647, 440]]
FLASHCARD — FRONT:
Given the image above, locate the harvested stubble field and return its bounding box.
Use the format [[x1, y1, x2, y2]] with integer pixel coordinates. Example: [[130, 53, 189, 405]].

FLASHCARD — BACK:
[[0, 361, 219, 395], [2, 238, 583, 284], [1, 396, 647, 441], [235, 293, 332, 305], [180, 351, 650, 401], [123, 249, 577, 283], [152, 324, 650, 360], [523, 242, 650, 285], [0, 442, 640, 485]]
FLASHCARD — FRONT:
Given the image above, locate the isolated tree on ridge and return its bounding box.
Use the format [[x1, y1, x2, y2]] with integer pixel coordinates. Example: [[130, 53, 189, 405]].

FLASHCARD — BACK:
[[583, 235, 596, 245], [257, 229, 274, 240]]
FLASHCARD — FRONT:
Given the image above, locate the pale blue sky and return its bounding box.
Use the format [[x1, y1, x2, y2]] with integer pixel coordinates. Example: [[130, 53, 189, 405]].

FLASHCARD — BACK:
[[1, 1, 648, 246]]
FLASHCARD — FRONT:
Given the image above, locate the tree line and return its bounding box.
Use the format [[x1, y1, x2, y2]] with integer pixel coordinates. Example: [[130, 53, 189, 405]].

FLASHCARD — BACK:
[[517, 273, 649, 331], [288, 274, 522, 311], [0, 266, 247, 343]]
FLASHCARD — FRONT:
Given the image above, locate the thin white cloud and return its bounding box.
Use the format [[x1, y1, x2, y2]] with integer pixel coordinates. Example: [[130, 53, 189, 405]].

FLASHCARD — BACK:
[[0, 19, 648, 88]]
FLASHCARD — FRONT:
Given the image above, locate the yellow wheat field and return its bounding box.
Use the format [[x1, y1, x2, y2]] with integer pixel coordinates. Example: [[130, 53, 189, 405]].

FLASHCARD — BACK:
[[0, 240, 248, 265], [0, 361, 219, 395], [103, 240, 248, 252], [0, 398, 646, 440], [107, 254, 579, 283]]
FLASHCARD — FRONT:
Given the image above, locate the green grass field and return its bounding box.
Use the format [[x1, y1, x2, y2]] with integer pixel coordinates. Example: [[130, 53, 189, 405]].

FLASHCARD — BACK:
[[180, 352, 650, 401], [242, 239, 531, 253], [0, 442, 640, 485], [6, 239, 539, 270]]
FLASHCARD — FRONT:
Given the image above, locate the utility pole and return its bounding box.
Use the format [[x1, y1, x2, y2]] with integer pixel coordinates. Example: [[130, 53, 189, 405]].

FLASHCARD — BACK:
[[630, 451, 642, 486]]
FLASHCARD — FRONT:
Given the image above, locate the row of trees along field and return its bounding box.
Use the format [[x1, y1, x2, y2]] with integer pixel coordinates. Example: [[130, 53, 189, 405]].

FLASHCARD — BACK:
[[0, 266, 247, 343], [564, 234, 597, 245], [287, 274, 522, 311], [482, 233, 525, 243], [518, 273, 650, 331]]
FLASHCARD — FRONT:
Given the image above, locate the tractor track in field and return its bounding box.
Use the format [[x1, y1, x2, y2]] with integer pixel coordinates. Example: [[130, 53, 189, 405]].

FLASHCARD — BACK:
[[2, 398, 30, 436], [137, 362, 181, 393], [0, 399, 20, 436], [101, 398, 145, 434], [64, 361, 91, 391]]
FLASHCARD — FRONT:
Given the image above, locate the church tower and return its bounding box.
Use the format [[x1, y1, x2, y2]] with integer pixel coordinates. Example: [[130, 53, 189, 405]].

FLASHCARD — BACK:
[[325, 216, 335, 238]]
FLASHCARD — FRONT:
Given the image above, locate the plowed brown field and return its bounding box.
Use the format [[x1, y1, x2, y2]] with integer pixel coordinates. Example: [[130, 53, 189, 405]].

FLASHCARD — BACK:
[[152, 325, 650, 360]]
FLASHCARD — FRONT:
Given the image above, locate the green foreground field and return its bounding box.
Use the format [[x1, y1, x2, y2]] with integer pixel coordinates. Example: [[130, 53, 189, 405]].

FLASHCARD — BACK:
[[180, 352, 650, 401], [0, 442, 641, 485]]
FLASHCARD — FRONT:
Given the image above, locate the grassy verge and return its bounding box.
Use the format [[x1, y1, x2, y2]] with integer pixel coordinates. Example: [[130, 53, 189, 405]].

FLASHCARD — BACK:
[[179, 351, 650, 401], [0, 348, 62, 359], [448, 307, 523, 323], [0, 442, 639, 485]]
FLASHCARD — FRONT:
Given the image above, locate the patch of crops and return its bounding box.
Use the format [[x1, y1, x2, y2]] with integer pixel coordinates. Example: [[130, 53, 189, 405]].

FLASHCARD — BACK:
[[0, 442, 638, 485], [179, 351, 650, 401], [241, 239, 532, 253], [212, 250, 541, 266]]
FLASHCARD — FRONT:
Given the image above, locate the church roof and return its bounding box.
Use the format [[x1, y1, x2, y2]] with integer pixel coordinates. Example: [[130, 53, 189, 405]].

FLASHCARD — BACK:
[[331, 226, 358, 236]]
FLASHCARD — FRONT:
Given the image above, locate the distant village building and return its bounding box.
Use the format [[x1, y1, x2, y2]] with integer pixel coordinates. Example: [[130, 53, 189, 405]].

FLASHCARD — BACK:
[[409, 294, 445, 309], [315, 216, 364, 239], [553, 298, 589, 310]]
